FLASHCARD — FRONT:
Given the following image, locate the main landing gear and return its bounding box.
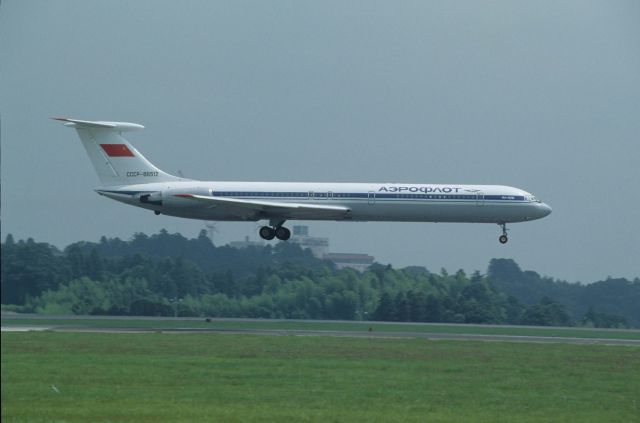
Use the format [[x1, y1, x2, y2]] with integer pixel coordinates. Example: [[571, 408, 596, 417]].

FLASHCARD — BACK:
[[498, 223, 509, 244], [259, 220, 291, 241]]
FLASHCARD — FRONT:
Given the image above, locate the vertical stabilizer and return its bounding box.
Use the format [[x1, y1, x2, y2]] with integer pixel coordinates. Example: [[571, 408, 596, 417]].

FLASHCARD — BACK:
[[53, 117, 185, 186]]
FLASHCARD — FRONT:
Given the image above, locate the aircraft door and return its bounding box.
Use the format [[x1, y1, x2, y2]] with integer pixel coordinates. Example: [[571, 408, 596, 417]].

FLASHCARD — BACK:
[[476, 191, 485, 207], [368, 191, 376, 205]]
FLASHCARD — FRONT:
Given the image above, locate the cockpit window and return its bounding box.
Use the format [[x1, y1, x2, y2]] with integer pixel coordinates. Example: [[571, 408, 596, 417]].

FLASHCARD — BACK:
[[529, 196, 540, 202]]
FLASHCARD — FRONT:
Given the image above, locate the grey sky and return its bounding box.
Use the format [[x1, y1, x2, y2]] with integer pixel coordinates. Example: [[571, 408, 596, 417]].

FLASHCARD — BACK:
[[2, 0, 639, 283]]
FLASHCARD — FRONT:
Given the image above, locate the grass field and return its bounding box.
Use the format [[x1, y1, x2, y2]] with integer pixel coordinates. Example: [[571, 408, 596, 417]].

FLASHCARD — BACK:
[[2, 331, 639, 422], [3, 316, 640, 340]]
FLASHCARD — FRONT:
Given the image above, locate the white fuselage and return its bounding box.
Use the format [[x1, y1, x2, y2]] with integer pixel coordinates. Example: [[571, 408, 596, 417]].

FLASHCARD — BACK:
[[97, 181, 552, 224], [54, 117, 551, 243]]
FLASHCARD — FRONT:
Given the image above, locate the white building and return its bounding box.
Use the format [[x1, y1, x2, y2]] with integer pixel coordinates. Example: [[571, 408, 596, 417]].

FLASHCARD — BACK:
[[227, 236, 265, 249], [323, 253, 375, 272], [289, 225, 329, 258], [229, 225, 375, 271]]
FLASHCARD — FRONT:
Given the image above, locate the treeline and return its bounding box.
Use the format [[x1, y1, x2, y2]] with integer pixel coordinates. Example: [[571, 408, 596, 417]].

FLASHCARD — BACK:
[[1, 231, 638, 328], [488, 259, 639, 328]]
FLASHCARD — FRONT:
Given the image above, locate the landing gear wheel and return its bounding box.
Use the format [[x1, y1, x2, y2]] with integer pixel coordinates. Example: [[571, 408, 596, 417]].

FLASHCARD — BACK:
[[259, 226, 276, 240], [498, 223, 509, 244], [275, 226, 291, 241]]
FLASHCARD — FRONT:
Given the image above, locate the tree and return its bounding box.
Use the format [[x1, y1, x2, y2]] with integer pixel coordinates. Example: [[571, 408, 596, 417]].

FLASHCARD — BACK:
[[408, 291, 426, 322], [1, 238, 69, 305], [130, 298, 173, 316], [424, 294, 443, 322], [373, 292, 396, 321], [582, 306, 628, 328], [394, 292, 410, 322], [3, 232, 639, 327], [325, 291, 358, 320], [520, 297, 572, 326], [488, 259, 522, 282], [33, 277, 110, 315], [86, 248, 104, 280]]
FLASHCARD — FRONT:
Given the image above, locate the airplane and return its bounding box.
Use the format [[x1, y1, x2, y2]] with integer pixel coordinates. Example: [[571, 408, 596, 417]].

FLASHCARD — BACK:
[[54, 117, 551, 244]]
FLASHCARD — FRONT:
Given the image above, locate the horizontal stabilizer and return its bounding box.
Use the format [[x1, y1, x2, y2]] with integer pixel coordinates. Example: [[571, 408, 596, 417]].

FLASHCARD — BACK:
[[52, 117, 144, 132]]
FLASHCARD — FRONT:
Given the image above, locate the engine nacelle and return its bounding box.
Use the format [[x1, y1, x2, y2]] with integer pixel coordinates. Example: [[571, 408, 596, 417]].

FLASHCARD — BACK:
[[139, 191, 163, 206]]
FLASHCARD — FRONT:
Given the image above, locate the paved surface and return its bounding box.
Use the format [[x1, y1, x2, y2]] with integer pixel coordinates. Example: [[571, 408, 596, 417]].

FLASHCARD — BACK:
[[1, 326, 51, 332], [2, 323, 639, 346]]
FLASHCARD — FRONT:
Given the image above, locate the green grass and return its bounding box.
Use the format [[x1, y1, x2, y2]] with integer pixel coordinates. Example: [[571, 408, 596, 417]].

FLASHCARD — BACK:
[[2, 332, 639, 422], [3, 316, 640, 340]]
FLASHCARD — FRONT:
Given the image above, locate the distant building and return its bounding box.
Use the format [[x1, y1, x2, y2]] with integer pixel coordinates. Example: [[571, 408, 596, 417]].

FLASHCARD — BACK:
[[324, 252, 375, 272], [227, 236, 264, 249], [290, 225, 329, 258], [293, 225, 309, 237], [229, 225, 374, 271]]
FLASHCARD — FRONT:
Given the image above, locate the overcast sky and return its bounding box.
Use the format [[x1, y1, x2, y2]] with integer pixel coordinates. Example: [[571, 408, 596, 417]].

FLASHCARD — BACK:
[[2, 0, 639, 283]]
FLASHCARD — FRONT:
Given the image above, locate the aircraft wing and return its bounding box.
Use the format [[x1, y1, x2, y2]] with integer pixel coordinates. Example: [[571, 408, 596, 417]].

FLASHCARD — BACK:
[[174, 194, 351, 220]]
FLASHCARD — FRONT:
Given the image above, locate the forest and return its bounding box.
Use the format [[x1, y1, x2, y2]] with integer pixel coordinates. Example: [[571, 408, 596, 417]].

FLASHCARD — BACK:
[[2, 230, 638, 328]]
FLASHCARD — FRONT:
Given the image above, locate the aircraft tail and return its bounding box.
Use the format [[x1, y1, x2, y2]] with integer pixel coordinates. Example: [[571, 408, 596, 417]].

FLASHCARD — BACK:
[[53, 117, 185, 186]]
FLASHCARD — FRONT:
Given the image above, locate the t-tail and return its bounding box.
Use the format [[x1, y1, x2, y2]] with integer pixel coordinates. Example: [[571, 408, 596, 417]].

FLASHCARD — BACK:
[[53, 117, 184, 186]]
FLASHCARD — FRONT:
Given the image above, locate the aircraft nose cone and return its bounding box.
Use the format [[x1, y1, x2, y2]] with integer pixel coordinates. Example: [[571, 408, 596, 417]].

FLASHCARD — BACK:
[[539, 203, 552, 217]]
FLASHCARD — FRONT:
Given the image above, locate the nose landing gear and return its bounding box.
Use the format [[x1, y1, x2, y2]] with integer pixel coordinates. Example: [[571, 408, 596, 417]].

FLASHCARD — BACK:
[[498, 223, 509, 244], [259, 220, 291, 241]]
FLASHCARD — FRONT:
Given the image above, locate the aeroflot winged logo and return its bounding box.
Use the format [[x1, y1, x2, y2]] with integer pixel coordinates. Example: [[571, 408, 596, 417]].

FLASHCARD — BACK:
[[100, 144, 134, 157], [378, 186, 462, 193]]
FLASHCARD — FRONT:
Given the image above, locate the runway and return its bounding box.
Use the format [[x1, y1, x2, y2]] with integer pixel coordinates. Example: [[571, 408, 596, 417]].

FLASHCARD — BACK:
[[2, 317, 639, 346]]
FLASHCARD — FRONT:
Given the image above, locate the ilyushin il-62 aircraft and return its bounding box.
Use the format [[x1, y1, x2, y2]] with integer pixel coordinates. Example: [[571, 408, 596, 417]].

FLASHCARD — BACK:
[[54, 117, 551, 244]]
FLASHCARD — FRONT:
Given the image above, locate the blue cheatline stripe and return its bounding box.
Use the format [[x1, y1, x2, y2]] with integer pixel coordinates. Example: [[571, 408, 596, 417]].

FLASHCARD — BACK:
[[98, 189, 528, 203], [212, 191, 526, 202]]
